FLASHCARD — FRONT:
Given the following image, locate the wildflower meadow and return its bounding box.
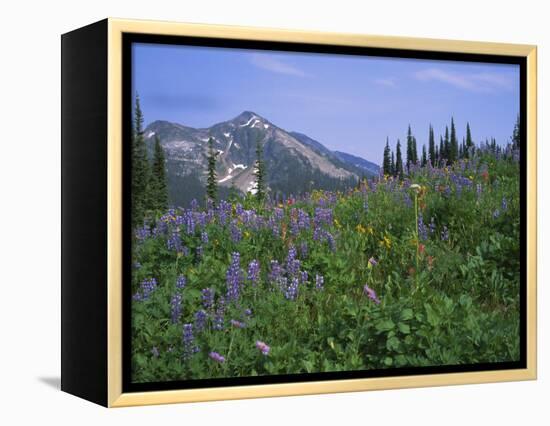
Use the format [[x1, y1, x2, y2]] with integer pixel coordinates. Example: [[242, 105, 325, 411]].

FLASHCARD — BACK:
[[131, 147, 521, 383]]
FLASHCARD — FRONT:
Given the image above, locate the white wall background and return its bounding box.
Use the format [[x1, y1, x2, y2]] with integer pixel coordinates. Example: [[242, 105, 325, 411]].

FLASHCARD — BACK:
[[0, 0, 546, 423]]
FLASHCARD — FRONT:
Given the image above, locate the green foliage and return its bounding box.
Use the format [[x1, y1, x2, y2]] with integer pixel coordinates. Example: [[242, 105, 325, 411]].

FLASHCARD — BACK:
[[130, 148, 521, 382], [131, 94, 151, 227], [150, 136, 168, 213], [255, 137, 267, 203], [206, 137, 218, 204], [383, 138, 392, 176]]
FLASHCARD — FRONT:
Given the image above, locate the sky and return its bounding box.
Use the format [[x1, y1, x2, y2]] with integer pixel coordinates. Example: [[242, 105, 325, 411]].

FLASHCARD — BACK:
[[132, 42, 520, 163]]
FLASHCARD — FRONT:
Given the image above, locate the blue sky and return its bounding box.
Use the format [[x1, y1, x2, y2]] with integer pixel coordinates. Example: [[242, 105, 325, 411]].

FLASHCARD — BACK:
[[132, 43, 519, 163]]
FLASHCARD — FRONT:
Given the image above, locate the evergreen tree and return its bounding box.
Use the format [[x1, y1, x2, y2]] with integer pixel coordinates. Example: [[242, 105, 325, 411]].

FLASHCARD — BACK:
[[254, 137, 267, 202], [412, 136, 418, 163], [421, 144, 427, 167], [449, 117, 458, 163], [390, 151, 396, 176], [439, 135, 444, 165], [206, 137, 218, 204], [428, 125, 435, 165], [465, 122, 474, 158], [406, 125, 413, 166], [435, 145, 439, 165], [443, 126, 450, 163], [512, 114, 520, 150], [131, 94, 151, 227], [395, 139, 404, 179], [383, 138, 392, 175], [150, 135, 168, 212]]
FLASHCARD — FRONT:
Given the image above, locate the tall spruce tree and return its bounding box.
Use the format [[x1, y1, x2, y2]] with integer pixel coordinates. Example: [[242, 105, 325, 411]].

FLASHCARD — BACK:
[[390, 151, 396, 176], [151, 135, 168, 212], [465, 122, 474, 158], [131, 94, 151, 227], [443, 126, 450, 163], [439, 135, 444, 165], [383, 138, 392, 176], [206, 137, 218, 204], [412, 136, 418, 163], [428, 125, 435, 165], [406, 125, 413, 166], [449, 117, 458, 163], [395, 139, 404, 179], [254, 137, 266, 202], [512, 114, 520, 150]]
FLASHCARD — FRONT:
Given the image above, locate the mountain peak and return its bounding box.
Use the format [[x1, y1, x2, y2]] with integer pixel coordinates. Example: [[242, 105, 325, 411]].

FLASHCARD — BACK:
[[226, 111, 273, 130]]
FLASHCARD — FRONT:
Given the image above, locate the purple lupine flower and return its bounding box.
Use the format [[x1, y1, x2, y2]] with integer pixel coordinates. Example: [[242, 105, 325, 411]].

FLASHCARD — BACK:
[[300, 242, 308, 259], [314, 207, 333, 227], [300, 270, 308, 283], [176, 275, 186, 290], [226, 252, 242, 301], [170, 293, 183, 324], [244, 308, 252, 316], [247, 259, 260, 285], [363, 284, 381, 304], [268, 260, 283, 283], [132, 278, 158, 301], [501, 197, 508, 211], [441, 226, 449, 241], [286, 246, 301, 277], [209, 351, 225, 363], [135, 224, 151, 241], [196, 245, 203, 257], [476, 183, 482, 198], [201, 287, 214, 310], [255, 341, 270, 355], [201, 231, 209, 244], [326, 232, 336, 252], [368, 257, 378, 266], [297, 209, 310, 230], [151, 346, 159, 358], [167, 231, 182, 252], [182, 323, 199, 359], [230, 220, 242, 242], [213, 297, 226, 331], [194, 309, 208, 331], [230, 319, 246, 329], [284, 277, 299, 300], [184, 210, 196, 235], [190, 198, 199, 211], [315, 274, 324, 290], [418, 213, 428, 241]]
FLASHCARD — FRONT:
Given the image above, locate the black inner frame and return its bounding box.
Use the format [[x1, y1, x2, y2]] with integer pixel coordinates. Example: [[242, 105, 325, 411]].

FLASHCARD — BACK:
[[122, 32, 528, 393]]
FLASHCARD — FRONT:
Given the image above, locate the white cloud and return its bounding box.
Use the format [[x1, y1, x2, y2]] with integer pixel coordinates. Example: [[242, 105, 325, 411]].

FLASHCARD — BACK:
[[374, 78, 397, 88], [250, 54, 308, 77], [414, 67, 514, 92]]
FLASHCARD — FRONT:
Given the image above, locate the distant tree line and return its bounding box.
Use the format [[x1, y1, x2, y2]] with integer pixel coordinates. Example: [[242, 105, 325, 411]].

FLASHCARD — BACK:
[[382, 115, 520, 178], [132, 94, 168, 227]]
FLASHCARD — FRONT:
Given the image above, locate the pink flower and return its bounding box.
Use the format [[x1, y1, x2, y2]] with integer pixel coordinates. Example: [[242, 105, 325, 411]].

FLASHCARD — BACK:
[[208, 351, 225, 363], [255, 340, 270, 355], [363, 284, 381, 304]]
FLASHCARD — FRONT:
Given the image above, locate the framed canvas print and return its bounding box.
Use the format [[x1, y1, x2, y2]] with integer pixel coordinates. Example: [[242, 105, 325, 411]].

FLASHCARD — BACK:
[[61, 18, 537, 407]]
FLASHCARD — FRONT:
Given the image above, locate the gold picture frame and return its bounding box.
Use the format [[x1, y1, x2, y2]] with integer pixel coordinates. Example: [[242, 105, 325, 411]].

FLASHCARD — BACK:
[[61, 17, 537, 407]]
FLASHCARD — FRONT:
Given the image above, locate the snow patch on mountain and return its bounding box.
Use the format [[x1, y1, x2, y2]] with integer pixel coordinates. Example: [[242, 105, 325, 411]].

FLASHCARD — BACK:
[[240, 115, 258, 127]]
